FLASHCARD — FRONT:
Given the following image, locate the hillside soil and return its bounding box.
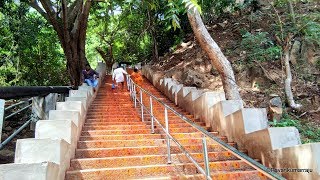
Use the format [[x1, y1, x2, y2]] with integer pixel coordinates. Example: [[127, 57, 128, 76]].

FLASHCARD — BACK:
[[149, 6, 320, 143]]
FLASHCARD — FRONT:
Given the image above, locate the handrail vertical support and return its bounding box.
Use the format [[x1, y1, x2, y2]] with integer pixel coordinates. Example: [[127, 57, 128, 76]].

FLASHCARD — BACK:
[[134, 85, 137, 108], [0, 99, 5, 142], [127, 75, 130, 91], [202, 135, 210, 179], [149, 96, 155, 134], [165, 106, 172, 164], [140, 90, 144, 122]]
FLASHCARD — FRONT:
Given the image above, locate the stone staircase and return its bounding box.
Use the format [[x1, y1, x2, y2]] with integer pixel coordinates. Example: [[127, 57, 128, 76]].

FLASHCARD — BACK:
[[142, 66, 320, 180], [65, 76, 269, 179]]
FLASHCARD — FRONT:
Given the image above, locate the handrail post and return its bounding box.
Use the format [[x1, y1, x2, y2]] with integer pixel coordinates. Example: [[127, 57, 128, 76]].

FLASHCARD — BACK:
[[127, 75, 130, 91], [140, 89, 144, 122], [134, 84, 137, 108], [0, 99, 5, 142], [149, 96, 154, 134], [129, 79, 133, 99], [164, 106, 172, 164], [202, 135, 210, 179]]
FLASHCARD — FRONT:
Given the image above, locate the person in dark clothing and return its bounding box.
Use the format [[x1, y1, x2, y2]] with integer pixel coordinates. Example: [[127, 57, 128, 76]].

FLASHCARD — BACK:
[[82, 64, 99, 88]]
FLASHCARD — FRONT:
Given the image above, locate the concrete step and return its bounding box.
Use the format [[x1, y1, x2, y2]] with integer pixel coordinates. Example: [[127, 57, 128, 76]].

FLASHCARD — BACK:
[[84, 122, 145, 126], [129, 170, 267, 180], [82, 124, 149, 131], [77, 137, 228, 149], [81, 129, 152, 136], [83, 121, 205, 127], [75, 143, 236, 158], [79, 134, 162, 141], [69, 152, 240, 170], [65, 76, 266, 180], [66, 161, 256, 179], [82, 123, 208, 131]]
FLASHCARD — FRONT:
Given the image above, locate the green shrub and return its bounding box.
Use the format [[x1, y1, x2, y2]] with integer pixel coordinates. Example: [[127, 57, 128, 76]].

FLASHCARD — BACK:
[[240, 31, 281, 62], [270, 113, 320, 144]]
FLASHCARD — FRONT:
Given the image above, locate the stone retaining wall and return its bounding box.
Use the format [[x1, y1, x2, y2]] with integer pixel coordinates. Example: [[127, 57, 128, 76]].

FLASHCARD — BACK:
[[142, 65, 319, 180], [0, 62, 106, 180]]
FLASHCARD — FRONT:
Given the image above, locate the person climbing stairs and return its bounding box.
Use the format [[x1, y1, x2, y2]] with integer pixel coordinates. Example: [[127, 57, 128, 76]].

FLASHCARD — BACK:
[[65, 75, 271, 179]]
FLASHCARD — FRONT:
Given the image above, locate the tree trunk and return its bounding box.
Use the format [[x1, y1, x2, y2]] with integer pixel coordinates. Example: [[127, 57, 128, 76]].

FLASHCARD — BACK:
[[283, 47, 302, 110], [96, 47, 114, 73], [29, 0, 92, 87], [187, 10, 241, 100], [151, 30, 159, 62]]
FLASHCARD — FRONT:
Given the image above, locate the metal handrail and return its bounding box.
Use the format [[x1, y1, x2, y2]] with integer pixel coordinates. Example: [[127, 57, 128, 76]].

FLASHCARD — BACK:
[[4, 104, 32, 120], [4, 99, 32, 111], [0, 118, 32, 150], [1, 99, 33, 150], [126, 75, 284, 180]]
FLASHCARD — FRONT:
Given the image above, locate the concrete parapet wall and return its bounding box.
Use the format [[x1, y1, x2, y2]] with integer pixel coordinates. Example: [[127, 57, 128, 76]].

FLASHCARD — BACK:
[[78, 86, 94, 96], [48, 110, 81, 139], [169, 84, 183, 104], [35, 120, 77, 158], [272, 143, 320, 179], [183, 90, 206, 116], [141, 65, 319, 179], [0, 162, 60, 180], [209, 100, 243, 132], [224, 108, 268, 149], [152, 72, 165, 88], [69, 90, 91, 100], [161, 78, 173, 94], [177, 87, 197, 108], [56, 101, 85, 123], [14, 139, 70, 180], [66, 97, 88, 109], [164, 80, 178, 99], [193, 92, 226, 126], [0, 63, 107, 180]]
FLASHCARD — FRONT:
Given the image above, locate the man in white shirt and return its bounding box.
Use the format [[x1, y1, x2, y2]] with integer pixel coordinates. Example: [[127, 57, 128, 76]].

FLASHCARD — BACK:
[[112, 65, 128, 91]]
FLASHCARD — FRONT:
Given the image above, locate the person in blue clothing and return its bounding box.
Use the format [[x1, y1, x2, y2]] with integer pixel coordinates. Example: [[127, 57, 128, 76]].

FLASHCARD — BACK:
[[82, 64, 99, 88]]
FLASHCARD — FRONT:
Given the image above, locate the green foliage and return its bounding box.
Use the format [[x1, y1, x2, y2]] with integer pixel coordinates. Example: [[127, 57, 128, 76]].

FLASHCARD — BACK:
[[87, 0, 154, 65], [240, 31, 281, 62], [0, 1, 68, 86], [300, 13, 320, 46], [270, 114, 320, 144]]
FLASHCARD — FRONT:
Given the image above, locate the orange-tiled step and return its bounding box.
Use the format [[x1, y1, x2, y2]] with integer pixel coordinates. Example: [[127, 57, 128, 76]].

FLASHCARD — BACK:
[[66, 75, 269, 179], [81, 124, 150, 131], [84, 121, 206, 127], [81, 129, 152, 136], [84, 121, 144, 126], [130, 171, 268, 180], [66, 161, 257, 179], [75, 143, 236, 158], [77, 137, 228, 148], [86, 118, 141, 121], [70, 151, 240, 170], [79, 134, 162, 141]]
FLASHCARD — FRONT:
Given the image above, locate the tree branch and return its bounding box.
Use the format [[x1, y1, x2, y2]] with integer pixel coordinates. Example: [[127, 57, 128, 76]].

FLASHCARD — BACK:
[[68, 0, 83, 27], [28, 0, 49, 21], [39, 0, 63, 38]]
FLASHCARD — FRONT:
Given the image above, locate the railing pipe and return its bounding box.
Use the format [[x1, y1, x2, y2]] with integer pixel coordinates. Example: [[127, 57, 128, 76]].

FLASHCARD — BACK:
[[0, 119, 32, 150], [149, 96, 155, 134], [164, 106, 171, 164], [135, 97, 210, 177], [4, 104, 32, 120], [127, 77, 284, 180], [202, 135, 211, 179], [134, 85, 137, 108], [140, 89, 144, 122], [4, 99, 32, 111]]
